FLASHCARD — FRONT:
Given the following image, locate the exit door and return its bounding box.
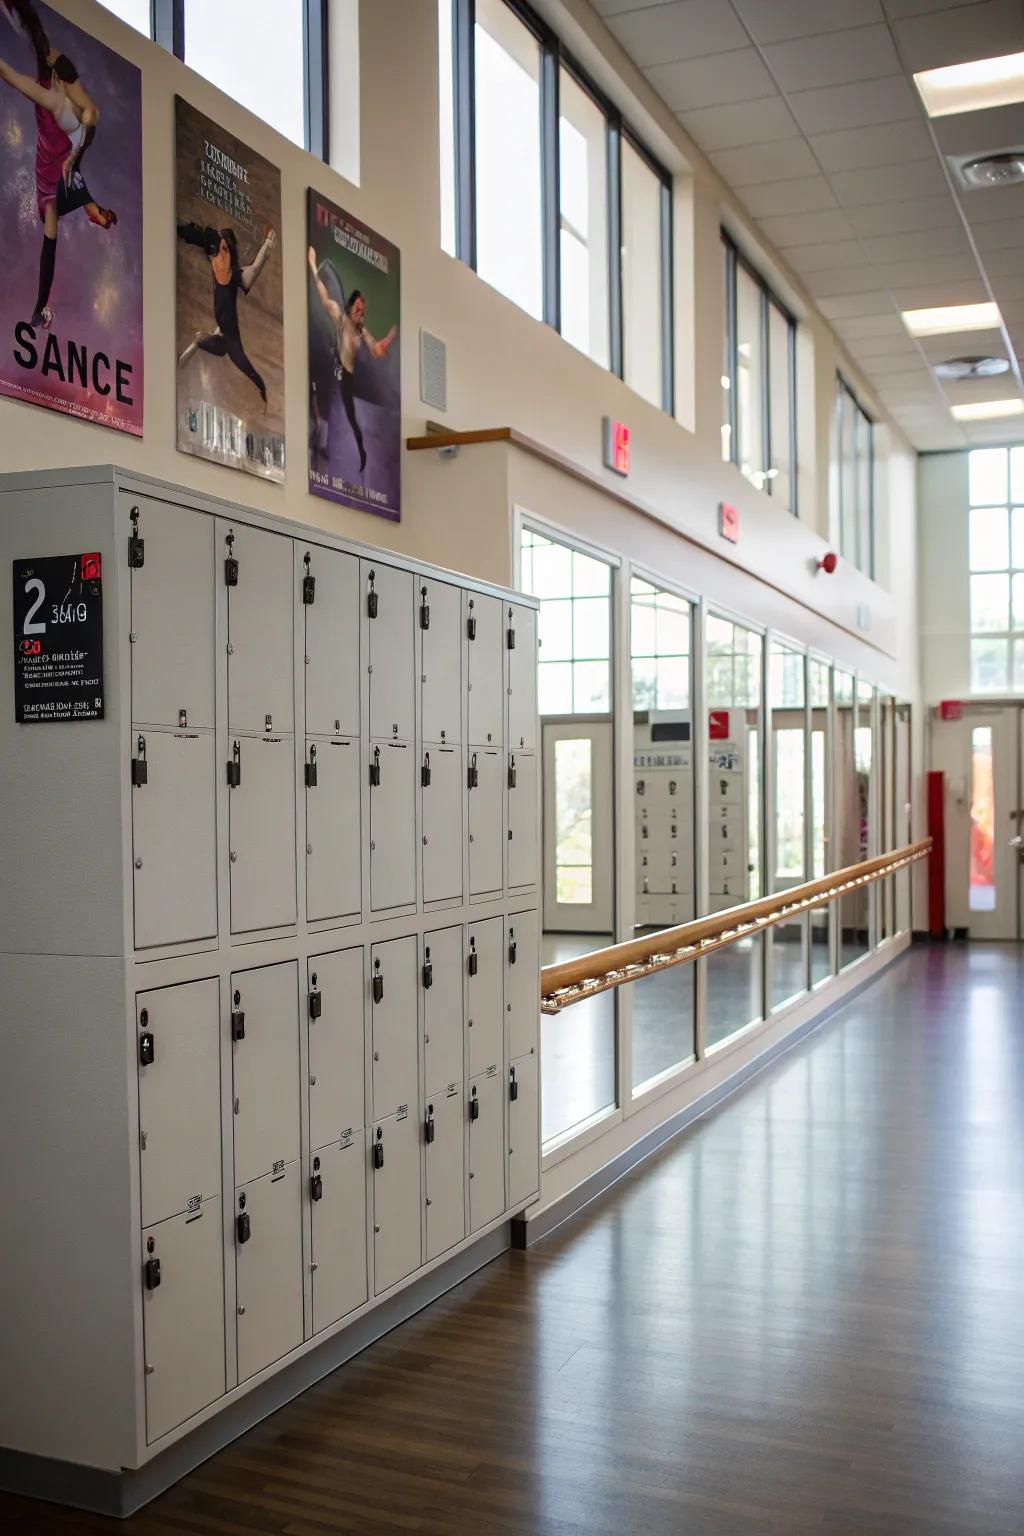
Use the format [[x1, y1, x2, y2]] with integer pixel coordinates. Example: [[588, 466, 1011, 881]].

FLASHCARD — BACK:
[[932, 707, 1017, 940], [541, 721, 614, 933]]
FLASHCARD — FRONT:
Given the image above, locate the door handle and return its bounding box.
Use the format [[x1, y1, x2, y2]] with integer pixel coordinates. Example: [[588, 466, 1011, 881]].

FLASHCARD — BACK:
[[1009, 835, 1023, 849]]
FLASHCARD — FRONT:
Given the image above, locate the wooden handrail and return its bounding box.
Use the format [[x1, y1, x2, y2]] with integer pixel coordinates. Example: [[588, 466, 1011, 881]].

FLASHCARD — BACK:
[[540, 838, 931, 1014]]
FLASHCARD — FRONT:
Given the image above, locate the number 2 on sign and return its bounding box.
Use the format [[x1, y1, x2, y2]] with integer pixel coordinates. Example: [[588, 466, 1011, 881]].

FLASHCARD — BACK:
[[22, 578, 46, 635]]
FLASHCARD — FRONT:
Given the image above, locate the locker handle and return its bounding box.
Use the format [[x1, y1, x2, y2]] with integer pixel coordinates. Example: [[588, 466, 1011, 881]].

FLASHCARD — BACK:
[[309, 989, 322, 1020], [144, 1256, 161, 1290], [467, 939, 478, 977], [131, 735, 148, 788], [139, 1031, 155, 1066], [128, 506, 144, 568], [507, 621, 516, 650], [231, 1008, 246, 1042], [469, 1094, 480, 1121], [227, 740, 241, 788], [420, 587, 430, 630], [305, 744, 318, 789], [303, 553, 315, 605], [310, 1172, 323, 1202], [466, 601, 476, 641], [422, 954, 433, 989], [236, 1212, 251, 1244], [224, 532, 238, 587], [508, 931, 517, 965], [509, 1066, 519, 1102], [372, 1132, 384, 1169], [367, 570, 378, 618], [425, 1109, 435, 1144], [468, 753, 479, 790], [508, 754, 517, 789], [421, 751, 431, 788], [369, 747, 381, 787], [372, 960, 384, 1004]]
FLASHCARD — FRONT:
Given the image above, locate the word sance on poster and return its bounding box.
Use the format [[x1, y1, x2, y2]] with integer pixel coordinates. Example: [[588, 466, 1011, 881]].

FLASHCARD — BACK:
[[11, 323, 135, 405]]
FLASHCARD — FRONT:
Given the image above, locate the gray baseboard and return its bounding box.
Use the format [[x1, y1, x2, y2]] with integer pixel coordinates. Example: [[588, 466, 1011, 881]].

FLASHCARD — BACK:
[[0, 1224, 510, 1519]]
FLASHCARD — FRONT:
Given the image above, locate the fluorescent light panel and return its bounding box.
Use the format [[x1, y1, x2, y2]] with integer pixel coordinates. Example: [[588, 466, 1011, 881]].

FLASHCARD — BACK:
[[915, 50, 1024, 118], [950, 399, 1024, 421], [901, 301, 1002, 337]]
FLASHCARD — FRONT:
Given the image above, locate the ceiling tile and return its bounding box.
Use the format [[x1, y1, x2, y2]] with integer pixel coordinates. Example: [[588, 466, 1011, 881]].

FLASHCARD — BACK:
[[783, 239, 867, 271], [737, 175, 839, 216], [916, 325, 1007, 357], [808, 118, 935, 171], [857, 226, 972, 262], [828, 158, 951, 205], [732, 0, 884, 43], [593, 0, 678, 11], [845, 195, 962, 234], [990, 270, 1024, 298], [833, 313, 906, 337], [931, 101, 1024, 158], [858, 351, 930, 373], [891, 0, 1024, 75], [889, 277, 993, 306], [874, 252, 984, 285], [756, 208, 857, 244], [787, 74, 920, 135], [708, 137, 820, 185], [845, 329, 925, 353], [763, 25, 902, 92], [981, 247, 1024, 278], [971, 216, 1024, 252], [960, 183, 1024, 223], [645, 47, 776, 111], [818, 290, 900, 318], [805, 265, 885, 297], [874, 367, 943, 388], [605, 0, 748, 67], [882, 0, 993, 18], [681, 96, 800, 151]]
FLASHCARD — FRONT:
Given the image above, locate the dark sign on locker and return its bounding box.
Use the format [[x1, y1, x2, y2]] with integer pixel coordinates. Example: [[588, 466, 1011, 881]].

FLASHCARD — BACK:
[[12, 553, 104, 723]]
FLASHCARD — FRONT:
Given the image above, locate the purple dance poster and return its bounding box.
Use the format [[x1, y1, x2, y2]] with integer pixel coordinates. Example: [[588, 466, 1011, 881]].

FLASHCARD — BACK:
[[307, 189, 401, 521], [0, 0, 143, 433]]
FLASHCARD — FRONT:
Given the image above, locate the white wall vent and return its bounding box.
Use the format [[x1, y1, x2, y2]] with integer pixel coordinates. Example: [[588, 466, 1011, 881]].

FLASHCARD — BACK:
[[419, 330, 448, 412]]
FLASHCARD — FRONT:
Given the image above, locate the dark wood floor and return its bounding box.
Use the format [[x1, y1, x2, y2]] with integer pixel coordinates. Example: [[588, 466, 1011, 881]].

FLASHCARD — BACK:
[[6, 943, 1024, 1535]]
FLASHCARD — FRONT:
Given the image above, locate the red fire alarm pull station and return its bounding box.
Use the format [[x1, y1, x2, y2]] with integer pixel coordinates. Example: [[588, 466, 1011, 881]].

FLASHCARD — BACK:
[[719, 502, 739, 543], [602, 417, 630, 477]]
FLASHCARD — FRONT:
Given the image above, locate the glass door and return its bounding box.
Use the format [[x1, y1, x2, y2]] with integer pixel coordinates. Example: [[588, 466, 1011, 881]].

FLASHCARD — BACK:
[[542, 721, 614, 933]]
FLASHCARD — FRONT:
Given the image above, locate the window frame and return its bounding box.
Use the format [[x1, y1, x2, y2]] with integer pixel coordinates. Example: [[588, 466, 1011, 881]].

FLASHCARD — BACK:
[[721, 230, 798, 516], [446, 0, 674, 412], [834, 372, 875, 579], [967, 446, 1024, 694]]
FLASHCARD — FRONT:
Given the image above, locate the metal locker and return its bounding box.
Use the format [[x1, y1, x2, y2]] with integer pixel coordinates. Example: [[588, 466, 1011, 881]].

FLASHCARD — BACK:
[[425, 1088, 465, 1262], [422, 745, 463, 904], [507, 909, 540, 1062], [308, 948, 365, 1153], [310, 1137, 367, 1334], [370, 935, 418, 1119], [306, 737, 361, 922], [467, 917, 504, 1079], [507, 751, 538, 889], [231, 961, 300, 1187], [137, 978, 221, 1229], [468, 747, 503, 896], [132, 728, 217, 950], [369, 741, 416, 912], [466, 591, 503, 746], [508, 1055, 540, 1210], [228, 734, 297, 935], [420, 578, 462, 744], [128, 496, 215, 730], [506, 603, 538, 752], [141, 1198, 225, 1445], [224, 521, 294, 735], [423, 925, 464, 1098], [371, 1111, 422, 1295], [364, 560, 414, 742], [468, 1071, 505, 1234], [302, 545, 360, 738], [235, 1163, 303, 1383]]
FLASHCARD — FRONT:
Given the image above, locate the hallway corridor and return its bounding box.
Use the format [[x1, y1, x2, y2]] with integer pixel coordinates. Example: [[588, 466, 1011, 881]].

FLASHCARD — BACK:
[[6, 944, 1023, 1535]]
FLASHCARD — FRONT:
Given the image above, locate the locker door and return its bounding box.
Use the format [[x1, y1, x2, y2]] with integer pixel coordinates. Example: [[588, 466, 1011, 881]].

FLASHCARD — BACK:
[[508, 1056, 540, 1210], [365, 561, 414, 742], [132, 729, 217, 950], [466, 592, 503, 746], [308, 949, 364, 1153], [467, 917, 504, 1078], [421, 578, 462, 744], [235, 1165, 303, 1383], [507, 751, 538, 889], [228, 734, 297, 934], [303, 545, 360, 737], [310, 1138, 367, 1333], [371, 1112, 422, 1294], [306, 737, 361, 922], [231, 962, 300, 1187], [129, 496, 215, 730], [370, 935, 418, 1119], [142, 1199, 225, 1444], [507, 909, 540, 1062], [468, 748, 503, 896], [422, 746, 463, 904], [423, 925, 464, 1097], [425, 1089, 465, 1262], [138, 978, 221, 1229], [369, 742, 416, 912], [468, 1072, 505, 1233], [225, 522, 294, 734], [507, 603, 538, 752]]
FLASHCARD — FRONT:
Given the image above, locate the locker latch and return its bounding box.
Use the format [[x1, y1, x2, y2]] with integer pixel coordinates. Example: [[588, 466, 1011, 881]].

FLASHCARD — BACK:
[[302, 553, 315, 605], [369, 746, 381, 787], [468, 752, 479, 789], [421, 751, 431, 788], [227, 740, 241, 788], [224, 532, 239, 587], [509, 1066, 519, 1102], [420, 585, 430, 630], [468, 938, 478, 977], [236, 1211, 251, 1244], [372, 959, 384, 1005], [669, 779, 677, 796], [425, 1106, 435, 1144], [507, 609, 516, 649], [231, 991, 245, 1042], [310, 1157, 323, 1202], [305, 744, 318, 788], [469, 1091, 480, 1121], [131, 734, 148, 787], [466, 600, 476, 641], [367, 569, 378, 618], [508, 929, 517, 965], [128, 506, 144, 568], [139, 1025, 155, 1067], [144, 1256, 161, 1290], [372, 1128, 384, 1169], [508, 754, 517, 789], [309, 980, 322, 1020], [422, 949, 433, 990]]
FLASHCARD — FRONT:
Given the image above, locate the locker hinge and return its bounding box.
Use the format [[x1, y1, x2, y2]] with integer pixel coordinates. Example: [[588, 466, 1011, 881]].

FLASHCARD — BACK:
[[422, 949, 433, 989], [507, 609, 516, 649], [372, 959, 384, 1004], [425, 1106, 435, 1144], [369, 746, 381, 787], [231, 990, 245, 1041], [420, 585, 430, 630], [466, 599, 476, 641], [367, 569, 378, 618], [509, 1066, 519, 1102], [224, 532, 239, 587], [305, 744, 318, 788], [302, 552, 315, 605], [468, 752, 479, 789], [372, 1128, 384, 1168], [131, 734, 148, 787], [421, 751, 431, 787], [467, 938, 478, 977], [143, 1256, 161, 1290], [227, 740, 241, 787], [508, 929, 517, 965], [508, 753, 517, 789], [128, 506, 144, 568]]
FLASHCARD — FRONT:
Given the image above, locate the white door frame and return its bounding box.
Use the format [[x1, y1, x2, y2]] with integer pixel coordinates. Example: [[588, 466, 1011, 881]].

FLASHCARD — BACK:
[[542, 719, 615, 934]]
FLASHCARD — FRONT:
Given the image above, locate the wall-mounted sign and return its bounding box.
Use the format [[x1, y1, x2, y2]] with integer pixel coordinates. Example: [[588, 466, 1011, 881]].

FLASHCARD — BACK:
[[719, 502, 739, 543], [12, 553, 104, 723], [939, 700, 963, 721], [709, 709, 730, 741], [602, 417, 630, 477]]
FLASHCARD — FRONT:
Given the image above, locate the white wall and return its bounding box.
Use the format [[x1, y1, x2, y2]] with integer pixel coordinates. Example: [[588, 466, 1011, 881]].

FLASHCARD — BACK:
[[919, 451, 971, 705]]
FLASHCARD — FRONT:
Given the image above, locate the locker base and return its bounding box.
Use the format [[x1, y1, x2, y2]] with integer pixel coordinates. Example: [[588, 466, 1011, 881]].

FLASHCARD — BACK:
[[0, 1223, 511, 1519]]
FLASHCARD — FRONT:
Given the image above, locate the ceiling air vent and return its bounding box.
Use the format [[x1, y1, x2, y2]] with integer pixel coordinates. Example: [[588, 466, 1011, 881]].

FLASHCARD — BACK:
[[934, 355, 1010, 380], [953, 150, 1024, 189]]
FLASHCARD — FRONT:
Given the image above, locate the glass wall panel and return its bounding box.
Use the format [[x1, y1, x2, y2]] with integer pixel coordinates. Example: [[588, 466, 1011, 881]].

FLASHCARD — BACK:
[[439, 0, 457, 257], [809, 658, 832, 985], [768, 301, 794, 510], [184, 0, 306, 147], [879, 696, 896, 940], [837, 677, 872, 967], [769, 641, 807, 1011], [621, 140, 664, 409], [559, 70, 610, 368], [735, 266, 764, 492], [630, 580, 695, 1089], [705, 616, 764, 1047], [522, 528, 611, 714]]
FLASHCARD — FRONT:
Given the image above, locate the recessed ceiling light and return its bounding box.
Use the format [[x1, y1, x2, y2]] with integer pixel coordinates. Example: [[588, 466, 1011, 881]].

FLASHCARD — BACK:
[[901, 301, 1002, 337], [934, 355, 1010, 380], [950, 399, 1024, 421], [915, 50, 1024, 118], [960, 151, 1024, 188]]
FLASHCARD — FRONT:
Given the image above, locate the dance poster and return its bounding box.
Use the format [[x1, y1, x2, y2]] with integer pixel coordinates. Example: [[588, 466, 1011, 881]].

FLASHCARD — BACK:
[[0, 0, 142, 433], [175, 97, 284, 481], [307, 189, 401, 520]]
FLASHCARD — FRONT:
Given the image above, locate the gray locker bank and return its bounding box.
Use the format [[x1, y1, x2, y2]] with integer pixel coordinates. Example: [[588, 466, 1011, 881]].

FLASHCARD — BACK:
[[0, 467, 541, 1515]]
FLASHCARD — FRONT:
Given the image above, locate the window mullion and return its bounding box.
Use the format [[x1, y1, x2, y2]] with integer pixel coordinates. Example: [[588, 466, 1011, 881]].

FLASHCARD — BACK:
[[540, 36, 560, 331], [304, 0, 329, 161], [660, 177, 673, 415], [153, 0, 184, 54], [607, 120, 623, 380], [454, 0, 476, 270], [725, 243, 738, 465], [788, 317, 798, 518], [761, 284, 771, 496]]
